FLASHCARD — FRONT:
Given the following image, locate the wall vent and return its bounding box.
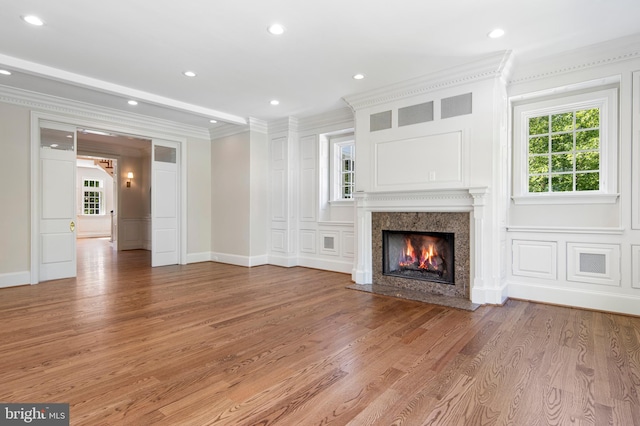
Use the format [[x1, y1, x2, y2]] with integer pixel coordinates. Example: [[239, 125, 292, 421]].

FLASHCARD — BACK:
[[398, 102, 434, 127], [370, 110, 392, 132], [323, 236, 335, 250], [441, 93, 472, 119], [579, 253, 607, 274]]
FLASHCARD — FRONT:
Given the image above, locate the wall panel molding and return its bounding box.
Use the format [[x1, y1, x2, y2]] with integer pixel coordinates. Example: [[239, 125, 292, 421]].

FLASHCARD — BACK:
[[512, 240, 557, 280]]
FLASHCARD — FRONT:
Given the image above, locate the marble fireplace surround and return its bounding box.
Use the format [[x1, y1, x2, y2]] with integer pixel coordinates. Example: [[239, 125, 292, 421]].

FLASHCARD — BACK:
[[372, 211, 469, 299], [352, 188, 488, 309]]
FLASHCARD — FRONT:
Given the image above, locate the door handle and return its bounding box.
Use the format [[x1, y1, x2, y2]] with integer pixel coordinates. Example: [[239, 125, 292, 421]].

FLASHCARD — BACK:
[[70, 221, 75, 232]]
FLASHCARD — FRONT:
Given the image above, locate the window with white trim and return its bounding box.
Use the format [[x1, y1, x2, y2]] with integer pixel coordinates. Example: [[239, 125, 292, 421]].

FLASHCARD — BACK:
[[512, 87, 618, 204], [83, 179, 104, 215], [330, 136, 355, 201]]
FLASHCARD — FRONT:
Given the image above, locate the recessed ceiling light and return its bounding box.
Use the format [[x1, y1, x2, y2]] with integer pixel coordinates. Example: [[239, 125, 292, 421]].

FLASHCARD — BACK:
[[22, 15, 45, 26], [353, 73, 365, 80], [488, 28, 505, 39], [50, 144, 59, 148], [267, 23, 285, 35], [270, 100, 280, 106], [128, 100, 138, 106], [209, 119, 218, 124], [183, 71, 197, 77], [0, 70, 11, 76]]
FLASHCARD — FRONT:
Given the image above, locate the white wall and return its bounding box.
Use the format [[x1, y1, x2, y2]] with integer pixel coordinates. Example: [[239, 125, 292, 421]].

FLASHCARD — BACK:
[[506, 35, 640, 315], [0, 103, 31, 287], [186, 136, 212, 263], [211, 124, 268, 266], [267, 109, 356, 273], [0, 87, 212, 286]]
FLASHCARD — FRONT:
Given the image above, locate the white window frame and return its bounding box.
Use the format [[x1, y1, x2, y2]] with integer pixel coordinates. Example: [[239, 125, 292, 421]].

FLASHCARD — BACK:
[[330, 135, 355, 202], [512, 87, 619, 205], [82, 178, 105, 215]]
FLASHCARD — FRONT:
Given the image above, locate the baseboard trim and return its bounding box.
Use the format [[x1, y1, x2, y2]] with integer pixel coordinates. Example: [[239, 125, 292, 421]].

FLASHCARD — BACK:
[[187, 252, 212, 264], [0, 271, 30, 288], [297, 256, 353, 274], [211, 252, 268, 267], [508, 280, 640, 316]]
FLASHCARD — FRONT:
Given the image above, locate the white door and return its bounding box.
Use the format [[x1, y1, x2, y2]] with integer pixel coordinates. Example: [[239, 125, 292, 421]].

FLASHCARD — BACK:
[[39, 122, 77, 281], [152, 139, 179, 267]]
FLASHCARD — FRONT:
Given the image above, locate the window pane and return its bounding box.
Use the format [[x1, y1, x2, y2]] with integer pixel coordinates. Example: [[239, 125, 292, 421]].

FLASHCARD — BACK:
[[551, 133, 573, 152], [575, 108, 599, 129], [528, 116, 549, 135], [551, 112, 573, 132], [155, 145, 176, 163], [528, 156, 548, 174], [529, 175, 548, 193], [529, 136, 548, 154], [551, 174, 573, 192], [576, 130, 599, 150], [40, 128, 75, 151], [551, 153, 574, 172], [576, 152, 599, 171], [576, 172, 599, 191]]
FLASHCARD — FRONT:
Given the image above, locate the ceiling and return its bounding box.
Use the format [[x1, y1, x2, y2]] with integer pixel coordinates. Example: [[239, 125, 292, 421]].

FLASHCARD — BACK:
[[1, 1, 639, 131]]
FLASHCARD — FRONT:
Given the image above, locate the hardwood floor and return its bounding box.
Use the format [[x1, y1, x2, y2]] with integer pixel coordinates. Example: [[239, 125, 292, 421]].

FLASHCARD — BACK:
[[1, 238, 639, 425]]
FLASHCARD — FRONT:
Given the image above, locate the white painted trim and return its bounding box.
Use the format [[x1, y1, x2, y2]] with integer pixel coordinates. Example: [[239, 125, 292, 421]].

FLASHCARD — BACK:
[[317, 221, 355, 227], [297, 256, 353, 275], [472, 281, 508, 305], [343, 51, 512, 110], [0, 85, 210, 140], [267, 254, 299, 268], [0, 53, 246, 125], [566, 242, 620, 287], [633, 71, 640, 229], [507, 226, 625, 235], [632, 245, 640, 289], [186, 252, 212, 264], [30, 111, 189, 282], [509, 33, 640, 85], [512, 193, 619, 205], [508, 280, 640, 317], [512, 240, 558, 280], [0, 271, 31, 289], [211, 252, 268, 267]]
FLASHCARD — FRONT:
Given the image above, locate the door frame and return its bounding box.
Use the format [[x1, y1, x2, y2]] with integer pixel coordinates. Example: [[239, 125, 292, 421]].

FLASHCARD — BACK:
[[30, 111, 188, 283]]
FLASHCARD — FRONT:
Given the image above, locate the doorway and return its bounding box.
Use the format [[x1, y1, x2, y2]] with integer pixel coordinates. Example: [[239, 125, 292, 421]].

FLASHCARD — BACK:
[[30, 112, 187, 284]]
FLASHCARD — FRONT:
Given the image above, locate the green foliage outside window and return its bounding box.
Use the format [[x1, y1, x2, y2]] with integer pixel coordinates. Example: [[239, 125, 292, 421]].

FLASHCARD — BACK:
[[527, 108, 600, 193]]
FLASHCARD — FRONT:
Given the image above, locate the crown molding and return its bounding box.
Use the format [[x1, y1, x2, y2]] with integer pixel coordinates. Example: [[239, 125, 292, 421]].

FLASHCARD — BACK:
[[0, 84, 211, 140], [268, 116, 300, 136], [297, 107, 354, 133], [249, 117, 268, 135], [342, 50, 512, 111], [509, 33, 640, 85], [0, 52, 246, 126], [209, 122, 249, 140]]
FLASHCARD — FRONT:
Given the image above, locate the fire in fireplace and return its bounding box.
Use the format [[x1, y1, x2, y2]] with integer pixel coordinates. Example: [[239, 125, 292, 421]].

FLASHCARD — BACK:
[[382, 230, 455, 284]]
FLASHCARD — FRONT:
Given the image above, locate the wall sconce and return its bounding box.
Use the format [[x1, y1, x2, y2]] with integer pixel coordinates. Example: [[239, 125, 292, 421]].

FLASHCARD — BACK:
[[126, 172, 134, 188]]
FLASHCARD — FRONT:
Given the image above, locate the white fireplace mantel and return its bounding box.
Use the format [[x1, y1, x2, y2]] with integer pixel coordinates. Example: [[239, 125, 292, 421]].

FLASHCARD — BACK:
[[353, 187, 502, 305]]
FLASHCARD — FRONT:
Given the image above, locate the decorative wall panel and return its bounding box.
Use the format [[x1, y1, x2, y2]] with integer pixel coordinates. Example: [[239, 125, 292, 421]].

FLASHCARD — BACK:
[[512, 240, 557, 280]]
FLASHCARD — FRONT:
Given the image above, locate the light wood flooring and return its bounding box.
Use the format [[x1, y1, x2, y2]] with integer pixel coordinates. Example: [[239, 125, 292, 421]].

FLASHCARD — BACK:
[[0, 238, 639, 425]]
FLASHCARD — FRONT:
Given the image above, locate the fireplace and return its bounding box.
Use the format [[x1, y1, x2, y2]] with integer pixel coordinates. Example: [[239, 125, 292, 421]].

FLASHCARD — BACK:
[[371, 211, 470, 300], [351, 188, 494, 308], [383, 230, 454, 284]]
